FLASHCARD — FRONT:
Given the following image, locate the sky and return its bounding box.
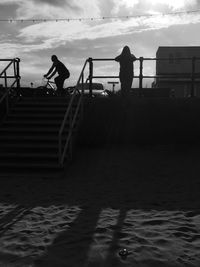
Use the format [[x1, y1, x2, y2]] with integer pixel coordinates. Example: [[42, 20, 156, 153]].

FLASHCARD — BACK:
[[0, 0, 200, 88]]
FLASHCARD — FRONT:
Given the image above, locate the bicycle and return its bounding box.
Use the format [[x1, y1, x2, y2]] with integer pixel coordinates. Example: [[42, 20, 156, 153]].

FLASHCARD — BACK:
[[34, 78, 57, 96]]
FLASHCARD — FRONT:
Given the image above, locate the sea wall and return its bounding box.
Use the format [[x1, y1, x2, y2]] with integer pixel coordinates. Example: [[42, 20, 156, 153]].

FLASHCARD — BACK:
[[77, 97, 200, 146]]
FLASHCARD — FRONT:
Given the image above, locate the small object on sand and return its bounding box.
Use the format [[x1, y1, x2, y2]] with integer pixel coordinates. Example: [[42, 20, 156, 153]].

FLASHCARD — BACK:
[[119, 248, 130, 258]]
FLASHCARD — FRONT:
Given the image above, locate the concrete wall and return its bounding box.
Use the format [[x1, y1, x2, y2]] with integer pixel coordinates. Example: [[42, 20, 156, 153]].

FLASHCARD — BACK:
[[155, 46, 200, 97], [156, 46, 200, 75], [77, 97, 200, 147]]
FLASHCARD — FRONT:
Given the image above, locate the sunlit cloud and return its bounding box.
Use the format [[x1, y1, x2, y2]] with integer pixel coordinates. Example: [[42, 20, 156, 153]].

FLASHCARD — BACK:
[[112, 0, 199, 15], [150, 0, 198, 10], [0, 0, 100, 19], [17, 12, 200, 45]]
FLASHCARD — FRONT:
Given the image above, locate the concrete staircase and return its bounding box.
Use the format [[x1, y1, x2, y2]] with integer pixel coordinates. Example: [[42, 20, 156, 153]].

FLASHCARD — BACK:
[[0, 96, 78, 176]]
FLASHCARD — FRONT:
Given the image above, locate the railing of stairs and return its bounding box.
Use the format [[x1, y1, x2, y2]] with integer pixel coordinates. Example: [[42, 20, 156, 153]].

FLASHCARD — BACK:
[[58, 58, 90, 166], [58, 55, 200, 166], [0, 58, 21, 115]]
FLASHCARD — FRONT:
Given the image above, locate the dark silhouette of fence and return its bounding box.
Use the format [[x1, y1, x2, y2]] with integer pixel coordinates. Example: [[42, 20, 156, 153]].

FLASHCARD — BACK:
[[87, 57, 200, 97]]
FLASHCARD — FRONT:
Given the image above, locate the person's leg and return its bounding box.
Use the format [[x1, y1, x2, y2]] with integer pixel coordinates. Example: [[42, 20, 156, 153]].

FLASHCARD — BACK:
[[55, 76, 65, 95], [121, 80, 129, 98]]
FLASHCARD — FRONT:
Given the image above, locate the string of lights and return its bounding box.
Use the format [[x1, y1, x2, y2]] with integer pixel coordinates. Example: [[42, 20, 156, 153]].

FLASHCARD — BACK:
[[0, 9, 200, 23]]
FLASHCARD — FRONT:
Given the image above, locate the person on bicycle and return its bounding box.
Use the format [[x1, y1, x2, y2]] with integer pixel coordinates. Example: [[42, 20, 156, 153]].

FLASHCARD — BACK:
[[44, 55, 70, 95]]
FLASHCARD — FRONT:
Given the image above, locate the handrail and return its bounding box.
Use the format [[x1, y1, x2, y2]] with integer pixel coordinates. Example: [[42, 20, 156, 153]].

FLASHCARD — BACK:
[[58, 58, 89, 165], [0, 61, 13, 77], [58, 55, 200, 165], [0, 58, 20, 115], [88, 57, 200, 97]]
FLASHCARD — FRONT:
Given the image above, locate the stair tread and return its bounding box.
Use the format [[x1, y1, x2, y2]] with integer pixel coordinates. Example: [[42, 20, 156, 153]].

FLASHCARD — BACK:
[[0, 95, 80, 170], [0, 135, 62, 140], [11, 107, 68, 112], [0, 162, 61, 168], [0, 143, 58, 148], [7, 114, 65, 118], [0, 152, 57, 158]]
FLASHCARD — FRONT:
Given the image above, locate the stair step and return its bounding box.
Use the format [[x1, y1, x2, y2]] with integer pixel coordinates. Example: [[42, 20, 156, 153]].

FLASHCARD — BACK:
[[0, 127, 62, 133], [11, 107, 68, 113], [0, 135, 62, 141], [7, 114, 65, 119], [0, 95, 80, 171], [0, 152, 57, 159], [0, 162, 61, 169], [2, 120, 64, 126], [0, 143, 58, 152], [0, 133, 68, 139]]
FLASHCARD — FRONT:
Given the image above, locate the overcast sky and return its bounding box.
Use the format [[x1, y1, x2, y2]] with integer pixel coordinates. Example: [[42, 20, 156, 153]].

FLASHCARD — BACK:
[[0, 0, 200, 88]]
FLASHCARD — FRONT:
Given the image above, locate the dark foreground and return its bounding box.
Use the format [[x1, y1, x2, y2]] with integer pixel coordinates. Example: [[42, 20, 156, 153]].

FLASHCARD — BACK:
[[0, 143, 200, 266]]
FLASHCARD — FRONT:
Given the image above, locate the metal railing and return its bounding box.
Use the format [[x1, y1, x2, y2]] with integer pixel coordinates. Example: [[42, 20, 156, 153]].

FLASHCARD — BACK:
[[0, 58, 20, 114], [58, 56, 200, 165], [87, 57, 200, 97], [58, 58, 89, 166]]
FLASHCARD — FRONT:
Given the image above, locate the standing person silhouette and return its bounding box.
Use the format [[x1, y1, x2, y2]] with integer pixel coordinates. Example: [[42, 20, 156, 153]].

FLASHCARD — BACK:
[[44, 55, 70, 96], [115, 46, 136, 98]]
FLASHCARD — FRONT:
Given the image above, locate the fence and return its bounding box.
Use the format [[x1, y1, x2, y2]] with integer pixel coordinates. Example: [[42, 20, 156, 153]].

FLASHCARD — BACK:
[[87, 57, 200, 97], [0, 58, 20, 115]]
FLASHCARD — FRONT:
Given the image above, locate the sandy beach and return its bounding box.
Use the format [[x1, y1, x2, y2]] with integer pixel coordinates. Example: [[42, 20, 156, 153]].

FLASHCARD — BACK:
[[0, 143, 200, 266]]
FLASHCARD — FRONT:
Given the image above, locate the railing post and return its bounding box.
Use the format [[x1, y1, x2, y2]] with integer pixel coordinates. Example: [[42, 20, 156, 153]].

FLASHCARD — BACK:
[[81, 73, 84, 119], [88, 57, 93, 98], [191, 57, 196, 97], [139, 57, 143, 97], [15, 58, 21, 95], [6, 93, 9, 115], [4, 71, 7, 89], [58, 133, 62, 165], [4, 71, 9, 114]]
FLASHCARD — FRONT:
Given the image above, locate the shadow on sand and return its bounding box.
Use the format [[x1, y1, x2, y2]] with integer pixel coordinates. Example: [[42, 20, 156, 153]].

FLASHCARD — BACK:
[[0, 143, 200, 266]]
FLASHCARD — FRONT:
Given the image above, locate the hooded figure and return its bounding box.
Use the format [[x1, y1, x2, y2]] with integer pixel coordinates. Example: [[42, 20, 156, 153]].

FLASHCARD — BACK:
[[115, 46, 136, 98]]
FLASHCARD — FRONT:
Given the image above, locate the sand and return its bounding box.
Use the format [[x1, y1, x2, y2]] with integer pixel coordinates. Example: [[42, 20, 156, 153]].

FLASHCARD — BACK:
[[0, 144, 200, 266]]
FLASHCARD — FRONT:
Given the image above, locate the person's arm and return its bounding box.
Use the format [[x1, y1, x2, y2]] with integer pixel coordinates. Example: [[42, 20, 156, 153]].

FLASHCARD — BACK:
[[131, 54, 137, 62], [47, 69, 57, 79], [44, 63, 55, 78], [115, 55, 121, 62]]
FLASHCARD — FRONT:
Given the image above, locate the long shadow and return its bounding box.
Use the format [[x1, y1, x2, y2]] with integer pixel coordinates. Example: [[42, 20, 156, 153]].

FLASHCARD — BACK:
[[0, 142, 200, 265], [35, 206, 102, 267], [104, 208, 127, 267], [0, 205, 32, 237]]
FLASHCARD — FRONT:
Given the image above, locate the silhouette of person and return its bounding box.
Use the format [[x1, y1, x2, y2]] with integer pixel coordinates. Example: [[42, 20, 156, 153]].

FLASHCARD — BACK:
[[115, 46, 136, 98], [44, 55, 70, 95]]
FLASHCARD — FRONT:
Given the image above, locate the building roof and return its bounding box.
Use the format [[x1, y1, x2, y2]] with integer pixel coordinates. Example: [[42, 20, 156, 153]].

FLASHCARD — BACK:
[[157, 46, 200, 53], [157, 46, 200, 49], [156, 46, 200, 57]]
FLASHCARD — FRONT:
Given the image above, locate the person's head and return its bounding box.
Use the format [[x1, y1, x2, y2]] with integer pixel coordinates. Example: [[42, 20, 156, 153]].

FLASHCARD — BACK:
[[51, 55, 58, 62], [121, 46, 131, 56]]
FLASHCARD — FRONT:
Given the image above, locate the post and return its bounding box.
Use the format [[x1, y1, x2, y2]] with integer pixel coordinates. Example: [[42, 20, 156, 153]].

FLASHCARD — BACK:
[[81, 73, 84, 119], [4, 71, 7, 89], [191, 57, 196, 97], [58, 134, 62, 165], [139, 57, 143, 97], [88, 57, 93, 98], [15, 58, 21, 95]]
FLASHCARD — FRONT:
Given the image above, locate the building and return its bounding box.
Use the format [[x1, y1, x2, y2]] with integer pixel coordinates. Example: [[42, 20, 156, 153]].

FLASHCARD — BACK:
[[154, 46, 200, 97]]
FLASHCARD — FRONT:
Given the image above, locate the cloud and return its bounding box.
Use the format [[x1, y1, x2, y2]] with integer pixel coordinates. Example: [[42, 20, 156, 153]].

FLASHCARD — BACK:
[[33, 0, 71, 7], [150, 0, 198, 10], [17, 11, 200, 46], [112, 0, 139, 14], [111, 0, 199, 15], [0, 0, 100, 19]]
